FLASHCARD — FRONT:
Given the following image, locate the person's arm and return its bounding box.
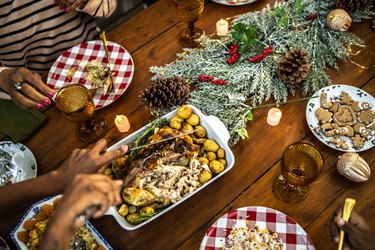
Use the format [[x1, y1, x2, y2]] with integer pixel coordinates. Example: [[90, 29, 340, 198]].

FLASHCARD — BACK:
[[56, 0, 117, 18], [39, 174, 123, 250], [0, 139, 128, 215]]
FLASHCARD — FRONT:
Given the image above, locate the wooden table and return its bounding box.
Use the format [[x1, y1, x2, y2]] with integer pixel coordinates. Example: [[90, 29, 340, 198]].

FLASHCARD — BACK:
[[1, 0, 375, 249]]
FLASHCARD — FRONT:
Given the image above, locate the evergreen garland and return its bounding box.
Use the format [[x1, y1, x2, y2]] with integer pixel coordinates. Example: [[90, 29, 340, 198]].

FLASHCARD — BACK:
[[149, 0, 373, 146]]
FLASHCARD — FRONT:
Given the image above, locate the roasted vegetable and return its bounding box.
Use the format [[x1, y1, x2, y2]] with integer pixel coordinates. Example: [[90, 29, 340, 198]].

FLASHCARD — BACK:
[[203, 139, 220, 152], [169, 115, 183, 130], [209, 160, 225, 174], [194, 125, 207, 138], [198, 157, 209, 165], [122, 187, 156, 206], [177, 105, 192, 119], [207, 152, 216, 161], [186, 114, 200, 126], [217, 148, 225, 159], [141, 206, 155, 216], [118, 204, 129, 217], [218, 159, 227, 167], [198, 170, 212, 183], [193, 137, 206, 145], [180, 122, 194, 133]]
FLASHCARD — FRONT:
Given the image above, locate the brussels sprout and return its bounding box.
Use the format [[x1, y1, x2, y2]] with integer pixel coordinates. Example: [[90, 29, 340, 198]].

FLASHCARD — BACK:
[[206, 152, 216, 161], [198, 170, 213, 184], [118, 204, 129, 217], [217, 148, 225, 159], [186, 114, 200, 126], [126, 213, 144, 225], [209, 160, 225, 174], [194, 125, 207, 138], [203, 139, 220, 152], [177, 105, 192, 119]]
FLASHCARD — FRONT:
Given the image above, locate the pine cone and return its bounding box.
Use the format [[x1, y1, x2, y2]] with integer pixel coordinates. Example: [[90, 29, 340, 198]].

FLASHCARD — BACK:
[[276, 48, 311, 84], [336, 0, 371, 11], [140, 76, 190, 112]]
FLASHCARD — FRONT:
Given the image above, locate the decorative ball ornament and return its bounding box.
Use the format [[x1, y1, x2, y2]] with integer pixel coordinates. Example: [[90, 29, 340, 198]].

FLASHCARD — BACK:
[[336, 153, 371, 182], [326, 9, 352, 32]]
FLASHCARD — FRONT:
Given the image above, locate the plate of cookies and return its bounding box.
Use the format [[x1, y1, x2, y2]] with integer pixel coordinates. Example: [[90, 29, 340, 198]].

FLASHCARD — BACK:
[[306, 85, 375, 152]]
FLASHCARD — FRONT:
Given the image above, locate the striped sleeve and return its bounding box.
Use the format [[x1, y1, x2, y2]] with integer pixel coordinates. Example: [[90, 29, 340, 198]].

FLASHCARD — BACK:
[[80, 0, 117, 18]]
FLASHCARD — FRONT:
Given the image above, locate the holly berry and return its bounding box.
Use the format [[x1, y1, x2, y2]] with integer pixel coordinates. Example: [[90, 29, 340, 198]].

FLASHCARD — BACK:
[[227, 44, 240, 65], [248, 45, 272, 63], [306, 13, 317, 21], [198, 75, 227, 85]]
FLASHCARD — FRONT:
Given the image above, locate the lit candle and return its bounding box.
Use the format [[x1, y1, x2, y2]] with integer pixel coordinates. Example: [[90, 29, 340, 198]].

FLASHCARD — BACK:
[[216, 19, 229, 36], [267, 108, 282, 126], [114, 115, 130, 133]]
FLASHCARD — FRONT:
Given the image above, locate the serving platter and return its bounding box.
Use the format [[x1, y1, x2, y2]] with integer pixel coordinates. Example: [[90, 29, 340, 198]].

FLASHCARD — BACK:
[[0, 141, 36, 186], [11, 195, 112, 250], [47, 40, 134, 109], [306, 85, 375, 152], [211, 0, 258, 6], [106, 105, 235, 230], [200, 206, 314, 250]]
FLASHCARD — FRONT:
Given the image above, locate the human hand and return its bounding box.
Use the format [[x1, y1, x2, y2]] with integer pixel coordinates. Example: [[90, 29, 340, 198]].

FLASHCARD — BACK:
[[52, 139, 128, 192], [55, 0, 89, 12], [330, 206, 375, 250], [0, 68, 55, 110]]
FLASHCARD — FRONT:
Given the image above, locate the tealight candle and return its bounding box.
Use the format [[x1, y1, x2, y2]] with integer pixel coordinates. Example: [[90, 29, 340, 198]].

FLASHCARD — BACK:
[[114, 115, 130, 133], [267, 108, 282, 126], [216, 19, 229, 36]]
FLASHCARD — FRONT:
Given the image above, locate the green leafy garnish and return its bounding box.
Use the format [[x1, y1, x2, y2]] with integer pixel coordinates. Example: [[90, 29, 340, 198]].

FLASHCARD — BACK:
[[234, 128, 249, 140], [231, 23, 258, 54], [244, 110, 253, 121], [294, 0, 307, 15], [271, 6, 288, 28]]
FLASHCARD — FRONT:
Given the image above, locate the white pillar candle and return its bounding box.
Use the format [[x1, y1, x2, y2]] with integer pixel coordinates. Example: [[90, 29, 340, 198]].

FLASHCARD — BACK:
[[267, 108, 282, 126], [216, 19, 229, 36], [114, 115, 130, 132]]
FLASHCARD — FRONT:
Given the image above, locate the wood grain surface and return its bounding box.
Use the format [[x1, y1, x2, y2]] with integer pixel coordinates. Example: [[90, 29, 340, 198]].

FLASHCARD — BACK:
[[1, 0, 374, 249]]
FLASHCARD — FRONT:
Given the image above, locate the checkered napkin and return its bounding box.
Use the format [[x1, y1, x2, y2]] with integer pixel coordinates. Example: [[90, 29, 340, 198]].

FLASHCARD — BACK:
[[200, 206, 315, 250], [47, 40, 134, 109]]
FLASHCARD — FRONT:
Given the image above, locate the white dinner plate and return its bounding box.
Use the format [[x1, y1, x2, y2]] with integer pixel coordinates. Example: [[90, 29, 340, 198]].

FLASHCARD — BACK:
[[306, 85, 375, 152], [211, 0, 258, 6], [0, 141, 36, 186]]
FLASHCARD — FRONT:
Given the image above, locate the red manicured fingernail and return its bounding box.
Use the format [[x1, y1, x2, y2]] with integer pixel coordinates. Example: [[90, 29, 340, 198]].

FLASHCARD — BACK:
[[36, 103, 44, 109], [44, 99, 51, 105], [48, 91, 54, 97]]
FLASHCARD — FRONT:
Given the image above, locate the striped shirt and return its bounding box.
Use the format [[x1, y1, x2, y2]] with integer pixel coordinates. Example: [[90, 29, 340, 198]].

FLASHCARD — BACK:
[[0, 0, 117, 73]]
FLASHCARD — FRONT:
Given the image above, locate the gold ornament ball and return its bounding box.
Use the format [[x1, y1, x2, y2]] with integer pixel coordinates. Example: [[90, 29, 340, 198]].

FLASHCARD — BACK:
[[326, 9, 352, 31], [336, 153, 371, 182]]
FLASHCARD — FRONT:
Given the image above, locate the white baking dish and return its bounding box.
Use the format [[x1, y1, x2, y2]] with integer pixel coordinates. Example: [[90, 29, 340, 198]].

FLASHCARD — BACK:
[[106, 105, 235, 230]]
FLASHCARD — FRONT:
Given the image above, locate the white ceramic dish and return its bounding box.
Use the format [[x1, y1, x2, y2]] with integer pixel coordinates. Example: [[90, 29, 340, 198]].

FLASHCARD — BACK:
[[11, 195, 112, 250], [0, 141, 36, 186], [211, 0, 258, 6], [106, 105, 235, 230], [306, 85, 375, 152]]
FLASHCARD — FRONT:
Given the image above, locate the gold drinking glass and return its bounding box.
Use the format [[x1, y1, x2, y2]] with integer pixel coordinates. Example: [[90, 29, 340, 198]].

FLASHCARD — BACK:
[[173, 0, 204, 48], [55, 84, 107, 143], [273, 142, 324, 203]]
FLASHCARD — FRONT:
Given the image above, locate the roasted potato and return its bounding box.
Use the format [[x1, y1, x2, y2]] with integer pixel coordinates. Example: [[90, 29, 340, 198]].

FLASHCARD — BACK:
[[177, 105, 192, 119], [203, 139, 220, 152], [194, 125, 207, 138], [209, 160, 225, 174], [206, 152, 216, 161], [217, 148, 225, 159], [169, 115, 183, 130], [180, 122, 194, 133], [118, 204, 129, 217], [193, 137, 206, 145], [186, 114, 200, 126], [141, 206, 155, 216], [23, 220, 37, 231], [198, 157, 209, 165], [17, 231, 29, 243], [198, 170, 212, 183], [218, 159, 227, 167]]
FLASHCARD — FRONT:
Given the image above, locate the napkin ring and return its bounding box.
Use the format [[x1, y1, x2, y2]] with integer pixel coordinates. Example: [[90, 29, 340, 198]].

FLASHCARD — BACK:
[[14, 82, 24, 90]]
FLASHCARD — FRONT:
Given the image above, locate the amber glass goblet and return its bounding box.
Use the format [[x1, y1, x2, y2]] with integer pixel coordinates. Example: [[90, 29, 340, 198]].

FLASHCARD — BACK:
[[273, 142, 324, 203], [173, 0, 204, 48], [55, 84, 107, 143]]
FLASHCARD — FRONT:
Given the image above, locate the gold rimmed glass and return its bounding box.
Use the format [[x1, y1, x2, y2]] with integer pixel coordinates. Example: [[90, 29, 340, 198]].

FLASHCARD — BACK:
[[273, 142, 324, 203], [172, 0, 204, 48], [54, 84, 107, 143]]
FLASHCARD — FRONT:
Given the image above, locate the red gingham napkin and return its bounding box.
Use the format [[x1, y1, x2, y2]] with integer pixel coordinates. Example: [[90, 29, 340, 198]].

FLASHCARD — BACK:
[[200, 206, 315, 250], [47, 40, 134, 109]]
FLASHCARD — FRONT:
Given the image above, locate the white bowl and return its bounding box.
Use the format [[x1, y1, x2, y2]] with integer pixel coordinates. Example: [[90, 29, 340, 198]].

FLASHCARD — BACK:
[[106, 105, 235, 230]]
